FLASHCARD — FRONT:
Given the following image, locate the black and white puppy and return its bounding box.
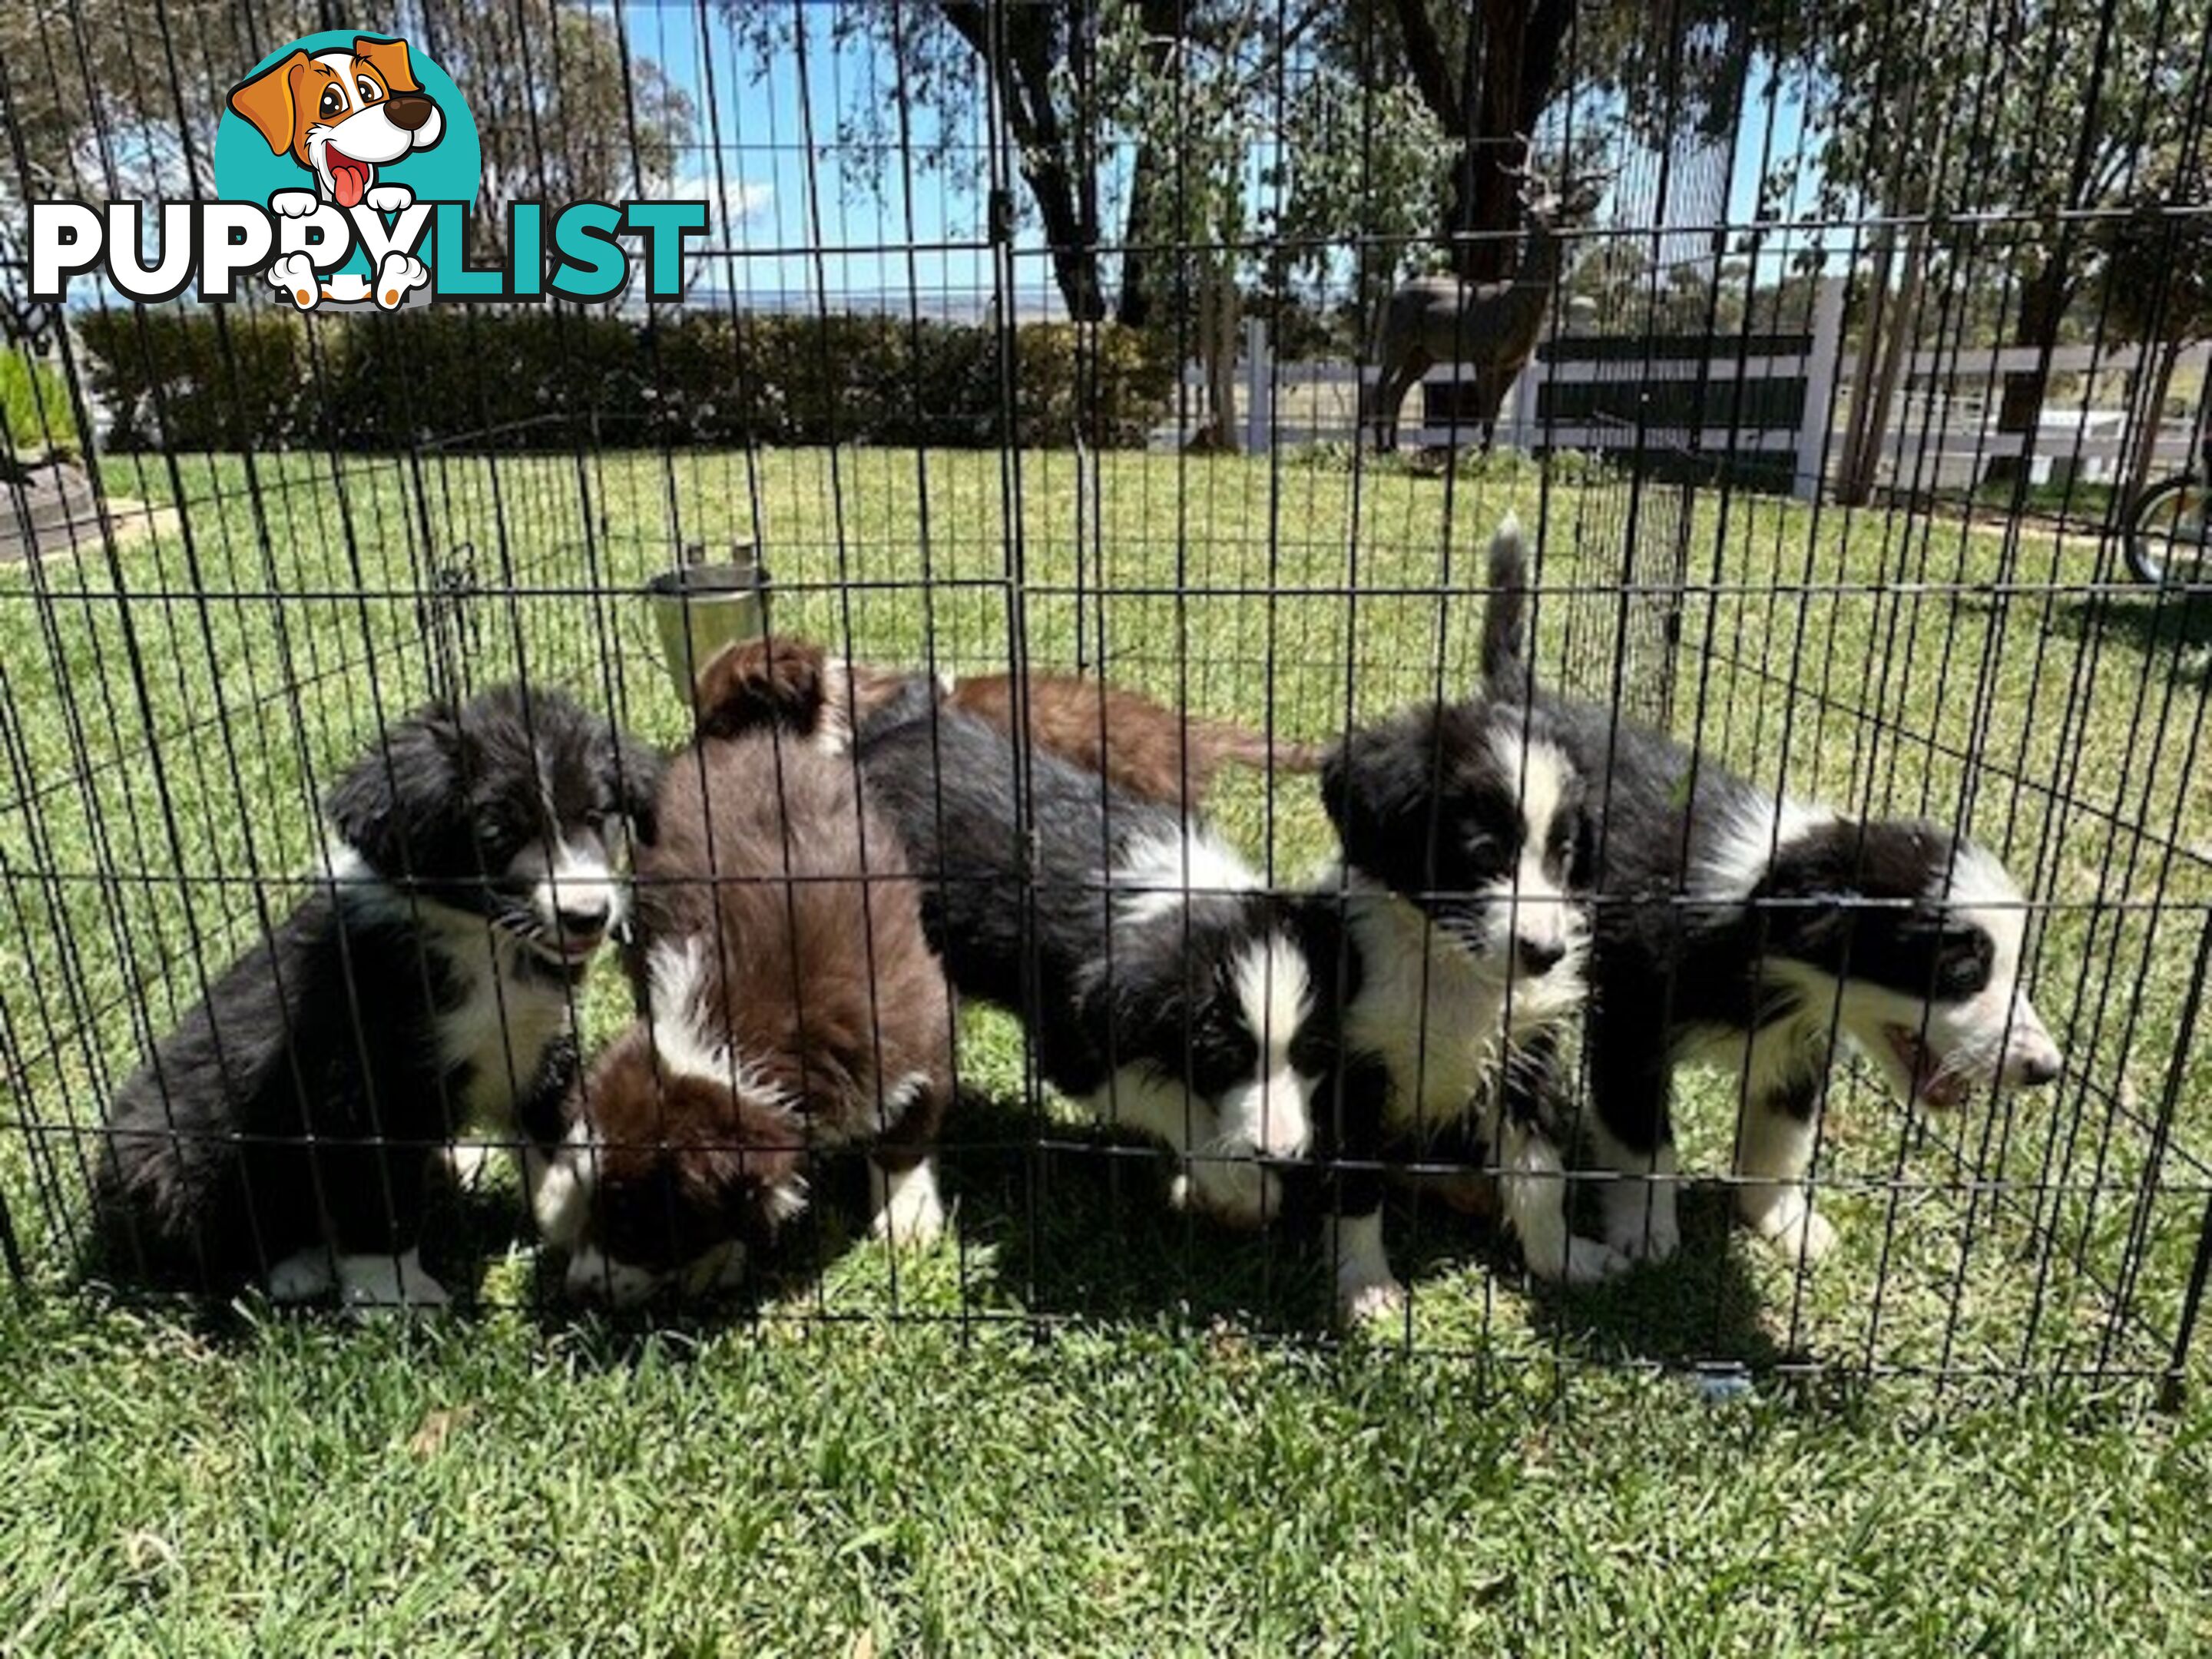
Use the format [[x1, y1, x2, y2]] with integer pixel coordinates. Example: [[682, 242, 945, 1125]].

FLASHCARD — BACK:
[[1316, 685, 1619, 1317], [91, 684, 660, 1309], [1481, 514, 2065, 1266], [856, 697, 1331, 1228]]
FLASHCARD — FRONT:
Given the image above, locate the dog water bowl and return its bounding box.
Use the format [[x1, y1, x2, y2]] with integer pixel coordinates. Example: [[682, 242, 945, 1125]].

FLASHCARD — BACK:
[[644, 544, 767, 701]]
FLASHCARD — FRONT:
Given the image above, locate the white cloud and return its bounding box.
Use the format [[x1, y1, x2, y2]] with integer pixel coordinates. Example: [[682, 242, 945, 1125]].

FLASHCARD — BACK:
[[664, 171, 773, 237]]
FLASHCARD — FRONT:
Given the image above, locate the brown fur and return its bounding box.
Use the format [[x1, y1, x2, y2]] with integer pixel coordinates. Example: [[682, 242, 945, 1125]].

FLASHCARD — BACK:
[[693, 633, 1323, 806], [562, 730, 953, 1274]]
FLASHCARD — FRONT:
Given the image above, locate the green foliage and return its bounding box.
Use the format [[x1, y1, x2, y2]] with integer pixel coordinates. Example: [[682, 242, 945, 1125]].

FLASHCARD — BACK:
[[2096, 153, 2212, 347], [74, 310, 1174, 452], [1760, 0, 2201, 297], [0, 349, 82, 457], [76, 310, 314, 451]]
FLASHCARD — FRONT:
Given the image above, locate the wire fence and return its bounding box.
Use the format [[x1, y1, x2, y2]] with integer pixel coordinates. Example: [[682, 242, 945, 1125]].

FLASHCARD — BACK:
[[2, 0, 2210, 1407]]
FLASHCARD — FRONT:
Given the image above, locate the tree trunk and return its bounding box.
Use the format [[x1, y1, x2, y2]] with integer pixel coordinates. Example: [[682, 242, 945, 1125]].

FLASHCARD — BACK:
[[1983, 256, 2071, 486], [1834, 224, 1896, 505], [938, 0, 1107, 323], [1839, 223, 1926, 506], [1853, 220, 1928, 501], [1022, 155, 1109, 323], [1401, 0, 1571, 283], [1192, 263, 1240, 452], [1116, 143, 1158, 329], [2127, 335, 2184, 503]]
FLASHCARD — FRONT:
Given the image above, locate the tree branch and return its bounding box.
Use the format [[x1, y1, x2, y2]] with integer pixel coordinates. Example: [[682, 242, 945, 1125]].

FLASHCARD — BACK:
[[1389, 0, 1465, 132]]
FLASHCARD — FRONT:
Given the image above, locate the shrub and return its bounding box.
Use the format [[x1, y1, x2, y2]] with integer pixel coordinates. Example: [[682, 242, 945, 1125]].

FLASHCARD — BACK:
[[76, 309, 319, 451], [72, 307, 1177, 453], [0, 349, 84, 457]]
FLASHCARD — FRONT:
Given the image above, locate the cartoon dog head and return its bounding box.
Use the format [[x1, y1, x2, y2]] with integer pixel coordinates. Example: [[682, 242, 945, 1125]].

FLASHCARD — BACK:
[[227, 36, 444, 209]]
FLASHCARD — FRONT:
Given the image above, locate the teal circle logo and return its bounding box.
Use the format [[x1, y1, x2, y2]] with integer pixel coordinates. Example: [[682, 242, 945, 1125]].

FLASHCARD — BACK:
[[214, 31, 481, 284]]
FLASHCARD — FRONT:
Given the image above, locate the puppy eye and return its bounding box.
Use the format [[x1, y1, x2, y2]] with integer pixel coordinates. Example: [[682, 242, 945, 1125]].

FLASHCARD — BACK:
[[1935, 935, 1992, 995], [319, 85, 346, 118], [356, 78, 381, 103]]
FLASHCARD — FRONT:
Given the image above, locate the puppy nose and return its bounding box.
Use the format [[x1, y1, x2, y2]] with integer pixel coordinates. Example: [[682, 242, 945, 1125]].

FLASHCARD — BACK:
[[2012, 1043, 2062, 1088], [1516, 935, 1566, 975], [555, 898, 610, 936], [385, 93, 435, 131]]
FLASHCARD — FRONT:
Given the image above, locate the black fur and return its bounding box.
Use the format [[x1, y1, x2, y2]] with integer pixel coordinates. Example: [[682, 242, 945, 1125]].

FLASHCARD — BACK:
[[855, 700, 1339, 1209], [1479, 515, 2052, 1190], [90, 684, 661, 1297], [1312, 684, 1603, 1290]]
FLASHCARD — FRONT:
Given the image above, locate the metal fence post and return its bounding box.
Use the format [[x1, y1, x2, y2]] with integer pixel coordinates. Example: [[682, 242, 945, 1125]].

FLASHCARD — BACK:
[[1795, 273, 1846, 502], [1243, 317, 1271, 455]]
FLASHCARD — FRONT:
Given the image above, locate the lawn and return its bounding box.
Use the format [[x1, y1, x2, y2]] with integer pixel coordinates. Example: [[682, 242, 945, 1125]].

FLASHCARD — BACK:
[[2, 445, 2210, 1651]]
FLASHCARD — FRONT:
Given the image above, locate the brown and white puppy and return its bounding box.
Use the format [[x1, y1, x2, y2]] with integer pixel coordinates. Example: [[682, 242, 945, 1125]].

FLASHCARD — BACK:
[[693, 633, 1323, 807], [535, 729, 955, 1305], [227, 35, 442, 310]]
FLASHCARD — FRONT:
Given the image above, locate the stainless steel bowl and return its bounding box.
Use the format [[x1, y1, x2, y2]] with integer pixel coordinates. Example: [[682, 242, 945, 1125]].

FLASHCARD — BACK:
[[643, 549, 767, 702]]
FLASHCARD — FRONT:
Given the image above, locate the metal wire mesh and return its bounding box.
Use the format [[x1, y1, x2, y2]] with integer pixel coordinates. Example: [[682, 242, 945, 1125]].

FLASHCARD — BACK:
[[1, 0, 2209, 1407]]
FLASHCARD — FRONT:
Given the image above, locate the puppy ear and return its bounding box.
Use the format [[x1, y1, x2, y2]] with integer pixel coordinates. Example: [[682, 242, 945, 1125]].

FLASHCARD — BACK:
[[607, 729, 664, 847], [324, 705, 462, 876], [1319, 715, 1434, 890], [227, 50, 308, 155], [692, 634, 826, 742], [352, 35, 422, 94]]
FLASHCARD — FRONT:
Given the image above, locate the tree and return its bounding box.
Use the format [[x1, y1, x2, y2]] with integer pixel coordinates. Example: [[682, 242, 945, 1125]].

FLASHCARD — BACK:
[[2097, 152, 2212, 499], [1097, 0, 1451, 448], [414, 1, 694, 267], [725, 0, 1156, 324], [1761, 0, 2204, 483]]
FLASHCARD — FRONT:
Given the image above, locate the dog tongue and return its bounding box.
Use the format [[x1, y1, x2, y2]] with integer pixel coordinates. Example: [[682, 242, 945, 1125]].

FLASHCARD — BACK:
[[329, 152, 368, 209]]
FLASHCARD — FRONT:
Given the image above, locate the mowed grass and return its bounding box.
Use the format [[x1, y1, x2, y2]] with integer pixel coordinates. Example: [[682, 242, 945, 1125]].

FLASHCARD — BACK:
[[2, 445, 2210, 1651]]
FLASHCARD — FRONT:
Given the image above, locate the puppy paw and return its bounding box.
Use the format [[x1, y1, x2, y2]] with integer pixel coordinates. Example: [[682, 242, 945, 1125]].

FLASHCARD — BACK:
[[870, 1164, 946, 1250], [439, 1140, 501, 1193], [1752, 1197, 1837, 1269], [364, 184, 415, 214], [1602, 1191, 1682, 1263], [265, 1247, 336, 1303], [564, 1245, 661, 1309], [269, 189, 320, 218], [267, 252, 322, 310], [1521, 1224, 1631, 1286], [372, 251, 429, 310], [1183, 1149, 1278, 1229], [679, 1240, 748, 1296], [1337, 1270, 1407, 1326], [336, 1249, 452, 1316]]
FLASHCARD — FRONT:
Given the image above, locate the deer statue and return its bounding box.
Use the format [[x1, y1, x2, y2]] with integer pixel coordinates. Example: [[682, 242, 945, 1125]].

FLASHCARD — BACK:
[[1364, 168, 1608, 452]]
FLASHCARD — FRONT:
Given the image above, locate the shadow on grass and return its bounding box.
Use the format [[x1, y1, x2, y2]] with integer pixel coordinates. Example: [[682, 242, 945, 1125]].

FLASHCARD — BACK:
[[68, 1094, 1787, 1382], [2016, 585, 2212, 684]]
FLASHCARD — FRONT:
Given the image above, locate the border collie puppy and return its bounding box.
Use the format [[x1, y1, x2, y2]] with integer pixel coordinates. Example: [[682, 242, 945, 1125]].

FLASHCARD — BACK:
[[535, 729, 953, 1306], [92, 685, 661, 1310], [694, 632, 1322, 806], [855, 699, 1330, 1227], [1316, 690, 1619, 1316], [1480, 515, 2065, 1266]]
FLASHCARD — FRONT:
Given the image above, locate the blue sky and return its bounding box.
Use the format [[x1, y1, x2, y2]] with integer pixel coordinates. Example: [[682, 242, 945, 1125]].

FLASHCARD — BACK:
[[628, 11, 1826, 320]]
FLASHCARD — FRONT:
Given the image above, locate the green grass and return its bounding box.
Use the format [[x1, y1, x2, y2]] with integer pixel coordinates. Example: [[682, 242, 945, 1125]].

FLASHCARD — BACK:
[[2, 445, 2210, 1651]]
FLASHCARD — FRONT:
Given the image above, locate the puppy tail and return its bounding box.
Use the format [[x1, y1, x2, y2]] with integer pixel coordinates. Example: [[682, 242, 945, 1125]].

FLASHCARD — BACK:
[[1481, 512, 1532, 692], [1188, 717, 1330, 778]]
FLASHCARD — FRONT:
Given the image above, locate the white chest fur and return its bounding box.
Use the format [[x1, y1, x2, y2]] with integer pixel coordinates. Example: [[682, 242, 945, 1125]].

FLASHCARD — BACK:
[[1342, 891, 1517, 1135], [426, 919, 575, 1127]]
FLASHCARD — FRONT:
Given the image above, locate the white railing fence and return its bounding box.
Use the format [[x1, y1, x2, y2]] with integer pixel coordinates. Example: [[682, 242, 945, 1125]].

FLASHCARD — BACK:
[[1170, 281, 2208, 504]]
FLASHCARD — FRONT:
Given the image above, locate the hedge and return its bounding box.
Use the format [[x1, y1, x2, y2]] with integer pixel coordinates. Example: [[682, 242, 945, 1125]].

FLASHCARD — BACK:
[[3, 348, 88, 458], [77, 308, 1174, 452]]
